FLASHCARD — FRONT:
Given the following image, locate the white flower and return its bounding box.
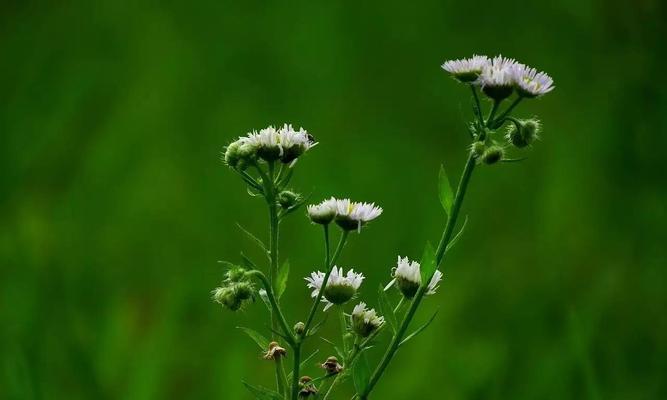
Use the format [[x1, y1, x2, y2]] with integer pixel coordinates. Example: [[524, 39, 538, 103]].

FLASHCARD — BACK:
[[442, 55, 490, 83], [477, 55, 518, 100], [334, 198, 383, 231], [239, 124, 316, 163], [511, 63, 554, 98], [305, 266, 364, 310], [351, 302, 385, 337], [392, 256, 443, 298], [307, 197, 338, 225]]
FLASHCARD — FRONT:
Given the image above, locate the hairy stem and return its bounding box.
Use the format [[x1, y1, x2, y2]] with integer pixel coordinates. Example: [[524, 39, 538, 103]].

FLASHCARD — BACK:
[[359, 153, 477, 399]]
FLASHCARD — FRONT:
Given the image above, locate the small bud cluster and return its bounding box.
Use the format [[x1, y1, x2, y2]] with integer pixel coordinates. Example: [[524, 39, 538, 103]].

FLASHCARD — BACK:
[[211, 267, 256, 311]]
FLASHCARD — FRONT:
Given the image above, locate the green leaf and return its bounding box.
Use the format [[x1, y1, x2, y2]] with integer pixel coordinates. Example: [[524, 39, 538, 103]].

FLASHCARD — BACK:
[[236, 223, 268, 253], [242, 381, 283, 400], [275, 259, 290, 299], [438, 164, 454, 215], [419, 241, 437, 287], [445, 215, 468, 254], [352, 353, 370, 394], [377, 285, 397, 333], [236, 327, 269, 350], [399, 308, 439, 347]]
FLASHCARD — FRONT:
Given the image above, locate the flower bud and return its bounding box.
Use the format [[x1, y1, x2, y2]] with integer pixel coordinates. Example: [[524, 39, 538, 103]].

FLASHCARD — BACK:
[[264, 341, 287, 360], [507, 119, 540, 148], [223, 141, 242, 168], [321, 356, 343, 375], [278, 190, 301, 210], [211, 281, 255, 311], [481, 145, 504, 165], [294, 322, 306, 336], [236, 142, 258, 170], [470, 141, 486, 157]]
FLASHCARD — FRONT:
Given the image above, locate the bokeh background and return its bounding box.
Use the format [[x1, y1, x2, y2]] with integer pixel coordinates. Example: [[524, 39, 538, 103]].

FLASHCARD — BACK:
[[1, 1, 666, 399]]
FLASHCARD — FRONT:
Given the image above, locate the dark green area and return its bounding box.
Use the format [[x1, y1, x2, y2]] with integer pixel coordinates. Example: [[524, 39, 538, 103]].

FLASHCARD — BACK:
[[1, 1, 665, 399]]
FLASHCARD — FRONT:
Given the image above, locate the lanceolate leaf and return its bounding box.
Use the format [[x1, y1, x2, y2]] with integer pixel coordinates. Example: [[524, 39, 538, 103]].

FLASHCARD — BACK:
[[236, 327, 269, 350], [276, 259, 290, 299], [445, 215, 469, 254], [377, 285, 397, 333], [399, 308, 439, 347], [242, 381, 283, 400], [352, 353, 370, 394], [419, 241, 437, 286], [438, 164, 454, 215]]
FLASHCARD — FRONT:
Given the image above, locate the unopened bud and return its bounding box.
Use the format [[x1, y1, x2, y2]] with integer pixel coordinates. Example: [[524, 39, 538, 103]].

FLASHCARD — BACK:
[[278, 190, 301, 210], [294, 322, 306, 336], [298, 376, 317, 398], [481, 146, 504, 165], [507, 119, 540, 148], [471, 141, 486, 157]]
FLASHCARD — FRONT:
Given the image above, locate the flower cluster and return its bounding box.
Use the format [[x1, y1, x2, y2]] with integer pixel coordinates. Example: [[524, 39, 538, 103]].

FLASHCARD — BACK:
[[224, 124, 317, 169], [442, 55, 554, 99], [307, 197, 383, 231], [211, 267, 256, 311], [305, 266, 364, 310]]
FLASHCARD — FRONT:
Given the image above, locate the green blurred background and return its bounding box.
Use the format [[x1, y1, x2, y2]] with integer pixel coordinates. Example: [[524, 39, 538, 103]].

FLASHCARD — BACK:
[[1, 1, 666, 399]]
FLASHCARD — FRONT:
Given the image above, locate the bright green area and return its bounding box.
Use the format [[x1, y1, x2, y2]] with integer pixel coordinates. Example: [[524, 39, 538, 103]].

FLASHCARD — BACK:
[[1, 1, 665, 399]]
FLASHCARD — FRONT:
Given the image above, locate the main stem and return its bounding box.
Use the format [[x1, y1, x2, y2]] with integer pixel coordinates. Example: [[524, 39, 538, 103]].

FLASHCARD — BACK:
[[359, 153, 477, 399]]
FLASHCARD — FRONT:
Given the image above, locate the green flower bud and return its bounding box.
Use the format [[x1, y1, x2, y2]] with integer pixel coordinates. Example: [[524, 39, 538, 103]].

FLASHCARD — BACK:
[[278, 190, 301, 210], [223, 141, 242, 168], [470, 141, 486, 157], [212, 281, 255, 311], [236, 143, 258, 170], [294, 322, 305, 336], [481, 146, 504, 165], [507, 119, 540, 148]]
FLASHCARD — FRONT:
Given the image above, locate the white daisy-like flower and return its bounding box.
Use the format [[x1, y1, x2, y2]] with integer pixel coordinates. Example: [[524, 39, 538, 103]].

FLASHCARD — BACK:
[[351, 302, 385, 337], [238, 124, 316, 163], [307, 197, 338, 225], [442, 55, 490, 83], [391, 256, 443, 298], [305, 266, 364, 310], [511, 63, 554, 98], [334, 198, 383, 232], [478, 55, 518, 100]]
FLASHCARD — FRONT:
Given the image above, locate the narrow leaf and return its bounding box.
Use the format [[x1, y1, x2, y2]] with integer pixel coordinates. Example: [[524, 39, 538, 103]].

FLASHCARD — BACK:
[[242, 381, 283, 400], [240, 252, 258, 269], [275, 259, 290, 299], [236, 327, 269, 350], [383, 278, 396, 292], [419, 241, 437, 286], [399, 308, 439, 347], [352, 353, 370, 394], [236, 223, 268, 252], [438, 164, 454, 214], [445, 215, 469, 254], [377, 285, 397, 333]]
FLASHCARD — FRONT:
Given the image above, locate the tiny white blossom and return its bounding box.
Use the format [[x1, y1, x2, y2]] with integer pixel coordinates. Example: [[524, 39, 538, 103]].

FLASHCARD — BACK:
[[442, 55, 490, 83], [305, 266, 364, 310], [392, 256, 443, 298], [334, 198, 383, 231], [511, 63, 555, 98], [307, 197, 338, 225], [351, 302, 385, 337], [478, 55, 518, 100], [238, 124, 316, 163]]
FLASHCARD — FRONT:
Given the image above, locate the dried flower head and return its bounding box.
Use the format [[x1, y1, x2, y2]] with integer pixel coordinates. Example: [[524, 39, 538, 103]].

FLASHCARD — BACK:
[[263, 341, 287, 360], [298, 376, 318, 398], [392, 256, 443, 299], [442, 55, 490, 83], [321, 356, 343, 375], [351, 302, 385, 337], [305, 266, 365, 310]]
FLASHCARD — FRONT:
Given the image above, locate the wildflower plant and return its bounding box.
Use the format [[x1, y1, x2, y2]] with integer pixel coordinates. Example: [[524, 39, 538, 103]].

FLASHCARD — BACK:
[[213, 54, 554, 399]]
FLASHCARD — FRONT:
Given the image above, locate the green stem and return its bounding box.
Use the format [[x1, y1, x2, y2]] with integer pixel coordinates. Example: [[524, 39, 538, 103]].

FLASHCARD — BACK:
[[359, 153, 477, 399], [246, 271, 294, 345], [290, 345, 301, 400], [486, 100, 501, 128], [275, 357, 288, 396], [492, 97, 522, 128], [304, 230, 349, 333], [339, 307, 349, 353], [470, 85, 484, 125]]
